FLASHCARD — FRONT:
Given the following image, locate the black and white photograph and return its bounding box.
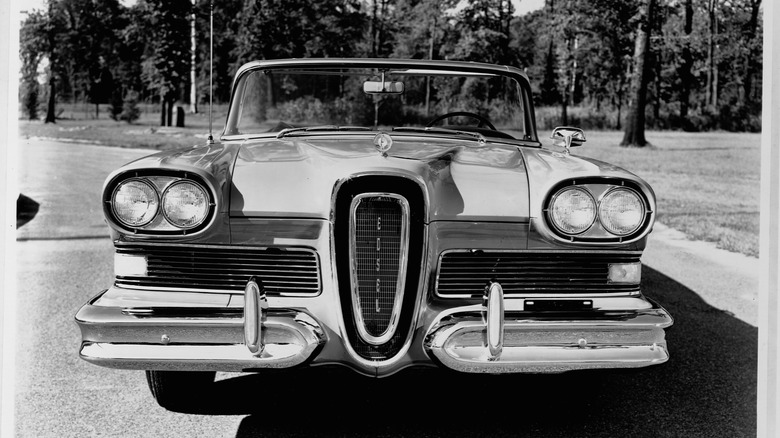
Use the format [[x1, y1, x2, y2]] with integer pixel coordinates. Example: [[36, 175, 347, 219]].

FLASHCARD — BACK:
[[1, 0, 777, 436]]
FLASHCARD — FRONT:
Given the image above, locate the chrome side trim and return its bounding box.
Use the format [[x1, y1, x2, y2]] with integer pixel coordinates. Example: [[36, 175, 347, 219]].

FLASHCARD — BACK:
[[349, 193, 410, 345]]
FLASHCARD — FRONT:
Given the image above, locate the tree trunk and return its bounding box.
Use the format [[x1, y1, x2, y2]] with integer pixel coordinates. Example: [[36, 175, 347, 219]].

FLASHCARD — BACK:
[[705, 0, 715, 108], [743, 0, 761, 105], [45, 79, 56, 124], [679, 0, 693, 119], [160, 99, 167, 126], [621, 0, 655, 147]]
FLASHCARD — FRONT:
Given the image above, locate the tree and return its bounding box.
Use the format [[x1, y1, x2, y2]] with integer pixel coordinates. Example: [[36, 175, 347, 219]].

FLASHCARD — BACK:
[[621, 0, 656, 147], [136, 0, 192, 126], [19, 10, 49, 120]]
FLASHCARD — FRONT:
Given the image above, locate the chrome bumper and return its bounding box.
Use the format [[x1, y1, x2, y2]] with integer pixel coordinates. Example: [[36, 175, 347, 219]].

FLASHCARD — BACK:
[[76, 281, 325, 372], [424, 289, 673, 373]]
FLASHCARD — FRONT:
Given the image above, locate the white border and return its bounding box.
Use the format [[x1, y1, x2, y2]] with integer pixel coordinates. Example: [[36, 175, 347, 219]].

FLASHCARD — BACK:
[[759, 0, 779, 435]]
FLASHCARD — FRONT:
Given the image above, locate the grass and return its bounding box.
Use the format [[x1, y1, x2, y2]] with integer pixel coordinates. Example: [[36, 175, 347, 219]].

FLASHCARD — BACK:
[[19, 102, 228, 150], [18, 105, 761, 257]]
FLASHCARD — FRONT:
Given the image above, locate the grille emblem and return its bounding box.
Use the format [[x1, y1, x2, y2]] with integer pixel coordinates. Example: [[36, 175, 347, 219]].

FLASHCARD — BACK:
[[374, 132, 393, 155]]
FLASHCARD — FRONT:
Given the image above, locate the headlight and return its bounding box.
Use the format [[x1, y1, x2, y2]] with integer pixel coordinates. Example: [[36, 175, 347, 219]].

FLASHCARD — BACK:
[[599, 188, 645, 235], [549, 187, 596, 234], [162, 181, 209, 228], [112, 179, 159, 227]]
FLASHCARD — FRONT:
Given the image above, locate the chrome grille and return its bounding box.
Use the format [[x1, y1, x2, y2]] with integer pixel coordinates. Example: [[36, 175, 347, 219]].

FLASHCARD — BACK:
[[436, 251, 641, 298], [114, 244, 320, 296], [350, 194, 409, 344]]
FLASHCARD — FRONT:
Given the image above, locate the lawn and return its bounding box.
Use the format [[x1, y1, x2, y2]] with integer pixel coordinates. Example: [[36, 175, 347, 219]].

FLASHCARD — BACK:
[[18, 107, 761, 257]]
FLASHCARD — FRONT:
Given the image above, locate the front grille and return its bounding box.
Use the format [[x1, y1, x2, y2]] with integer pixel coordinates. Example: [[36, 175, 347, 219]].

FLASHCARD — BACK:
[[350, 195, 408, 341], [436, 251, 641, 298], [115, 244, 320, 296]]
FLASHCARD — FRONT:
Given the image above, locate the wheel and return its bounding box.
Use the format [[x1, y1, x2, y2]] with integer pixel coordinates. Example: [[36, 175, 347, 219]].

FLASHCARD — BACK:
[[145, 370, 216, 412], [426, 111, 497, 130]]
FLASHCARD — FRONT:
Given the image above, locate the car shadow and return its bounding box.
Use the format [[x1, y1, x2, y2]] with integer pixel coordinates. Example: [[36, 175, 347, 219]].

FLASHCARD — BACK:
[[180, 267, 757, 437], [16, 194, 40, 228]]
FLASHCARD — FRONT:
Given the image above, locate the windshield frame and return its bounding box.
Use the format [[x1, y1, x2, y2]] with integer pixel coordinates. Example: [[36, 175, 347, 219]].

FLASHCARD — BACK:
[[222, 58, 539, 145]]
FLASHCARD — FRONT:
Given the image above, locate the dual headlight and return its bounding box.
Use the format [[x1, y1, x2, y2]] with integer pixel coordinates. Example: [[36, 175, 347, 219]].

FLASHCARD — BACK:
[[548, 186, 646, 237], [111, 177, 211, 231]]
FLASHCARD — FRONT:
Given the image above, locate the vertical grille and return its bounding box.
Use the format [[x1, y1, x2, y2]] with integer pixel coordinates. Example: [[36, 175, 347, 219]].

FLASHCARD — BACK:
[[350, 194, 409, 345]]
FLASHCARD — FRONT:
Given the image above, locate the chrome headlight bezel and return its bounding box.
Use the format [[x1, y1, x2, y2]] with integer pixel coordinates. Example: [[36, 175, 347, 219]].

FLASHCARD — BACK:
[[104, 171, 216, 235], [543, 179, 653, 242]]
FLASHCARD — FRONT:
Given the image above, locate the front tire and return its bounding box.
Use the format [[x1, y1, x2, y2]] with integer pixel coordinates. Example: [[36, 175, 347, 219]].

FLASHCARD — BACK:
[[145, 370, 216, 412]]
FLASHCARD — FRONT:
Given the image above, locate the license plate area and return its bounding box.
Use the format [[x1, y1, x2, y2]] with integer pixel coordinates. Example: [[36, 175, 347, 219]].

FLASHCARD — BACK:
[[524, 299, 594, 311]]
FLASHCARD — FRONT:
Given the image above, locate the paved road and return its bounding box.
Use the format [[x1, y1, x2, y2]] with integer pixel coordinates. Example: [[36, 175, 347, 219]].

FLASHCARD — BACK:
[[14, 139, 757, 437]]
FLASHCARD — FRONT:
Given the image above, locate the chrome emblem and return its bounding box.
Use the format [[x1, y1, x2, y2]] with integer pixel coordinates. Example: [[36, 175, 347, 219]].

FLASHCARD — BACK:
[[374, 132, 393, 154]]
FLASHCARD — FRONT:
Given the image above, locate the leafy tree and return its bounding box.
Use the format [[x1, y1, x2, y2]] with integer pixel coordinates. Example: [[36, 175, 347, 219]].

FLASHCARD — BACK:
[[134, 0, 191, 126], [19, 9, 49, 120]]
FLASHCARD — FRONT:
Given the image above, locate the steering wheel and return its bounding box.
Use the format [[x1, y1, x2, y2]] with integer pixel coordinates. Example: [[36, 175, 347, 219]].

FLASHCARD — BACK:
[[426, 111, 497, 130]]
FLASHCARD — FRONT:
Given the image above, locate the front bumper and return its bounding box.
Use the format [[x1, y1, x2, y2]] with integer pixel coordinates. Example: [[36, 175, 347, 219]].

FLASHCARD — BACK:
[[424, 305, 672, 373], [76, 298, 325, 372], [76, 284, 672, 374]]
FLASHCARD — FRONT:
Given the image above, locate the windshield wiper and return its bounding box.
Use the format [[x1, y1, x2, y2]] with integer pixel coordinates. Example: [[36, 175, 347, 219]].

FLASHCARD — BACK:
[[392, 127, 487, 146], [276, 125, 371, 139]]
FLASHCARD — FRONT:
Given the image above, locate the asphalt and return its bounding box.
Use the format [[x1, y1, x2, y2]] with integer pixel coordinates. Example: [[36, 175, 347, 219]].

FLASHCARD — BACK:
[[643, 223, 758, 327]]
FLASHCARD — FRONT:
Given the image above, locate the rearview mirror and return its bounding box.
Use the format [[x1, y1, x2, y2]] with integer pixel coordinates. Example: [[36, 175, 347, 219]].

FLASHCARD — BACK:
[[363, 80, 405, 95]]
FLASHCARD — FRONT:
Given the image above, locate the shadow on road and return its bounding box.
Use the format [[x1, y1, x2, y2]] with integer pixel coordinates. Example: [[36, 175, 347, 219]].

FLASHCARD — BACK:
[[16, 194, 40, 228], [175, 267, 758, 437]]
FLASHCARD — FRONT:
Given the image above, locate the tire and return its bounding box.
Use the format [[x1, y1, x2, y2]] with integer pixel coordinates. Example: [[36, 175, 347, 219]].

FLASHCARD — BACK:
[[145, 370, 216, 413]]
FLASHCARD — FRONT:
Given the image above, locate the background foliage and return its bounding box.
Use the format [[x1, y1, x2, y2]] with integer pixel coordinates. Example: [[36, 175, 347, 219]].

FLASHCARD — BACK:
[[20, 0, 762, 132]]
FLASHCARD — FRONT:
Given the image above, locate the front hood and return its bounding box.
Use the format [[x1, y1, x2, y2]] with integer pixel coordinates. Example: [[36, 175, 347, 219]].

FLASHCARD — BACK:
[[229, 135, 531, 222]]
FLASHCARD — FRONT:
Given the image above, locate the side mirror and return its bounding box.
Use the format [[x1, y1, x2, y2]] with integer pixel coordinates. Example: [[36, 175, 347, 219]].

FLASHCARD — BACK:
[[363, 80, 405, 95], [551, 127, 586, 153]]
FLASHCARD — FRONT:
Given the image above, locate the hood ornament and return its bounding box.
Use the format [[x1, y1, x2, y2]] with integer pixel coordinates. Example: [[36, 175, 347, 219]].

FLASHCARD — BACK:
[[374, 132, 393, 156]]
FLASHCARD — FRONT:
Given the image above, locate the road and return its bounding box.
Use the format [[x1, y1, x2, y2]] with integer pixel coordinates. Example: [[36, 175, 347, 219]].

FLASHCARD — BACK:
[[14, 139, 756, 437]]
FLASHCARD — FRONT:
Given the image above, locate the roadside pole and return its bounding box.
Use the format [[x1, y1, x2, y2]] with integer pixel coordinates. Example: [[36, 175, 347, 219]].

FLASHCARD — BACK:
[[759, 0, 780, 435]]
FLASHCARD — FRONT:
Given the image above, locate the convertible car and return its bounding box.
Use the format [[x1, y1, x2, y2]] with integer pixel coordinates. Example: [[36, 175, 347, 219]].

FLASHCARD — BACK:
[[76, 58, 672, 410]]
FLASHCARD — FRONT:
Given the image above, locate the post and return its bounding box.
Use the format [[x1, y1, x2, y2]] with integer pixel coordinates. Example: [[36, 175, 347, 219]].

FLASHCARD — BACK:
[[759, 0, 780, 435], [189, 0, 197, 113]]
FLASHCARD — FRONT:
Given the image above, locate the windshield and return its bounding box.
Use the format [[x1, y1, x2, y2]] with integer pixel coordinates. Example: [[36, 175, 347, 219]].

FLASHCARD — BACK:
[[225, 66, 533, 142]]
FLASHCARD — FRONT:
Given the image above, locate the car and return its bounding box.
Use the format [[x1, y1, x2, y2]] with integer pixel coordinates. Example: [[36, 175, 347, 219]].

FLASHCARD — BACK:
[[75, 58, 673, 410]]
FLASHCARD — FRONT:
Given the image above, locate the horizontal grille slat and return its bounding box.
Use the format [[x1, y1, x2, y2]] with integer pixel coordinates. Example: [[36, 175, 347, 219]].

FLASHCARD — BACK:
[[436, 251, 641, 297], [115, 244, 321, 295]]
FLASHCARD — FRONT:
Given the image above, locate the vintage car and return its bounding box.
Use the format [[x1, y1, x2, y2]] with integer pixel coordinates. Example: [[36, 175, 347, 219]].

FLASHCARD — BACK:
[[75, 58, 673, 410]]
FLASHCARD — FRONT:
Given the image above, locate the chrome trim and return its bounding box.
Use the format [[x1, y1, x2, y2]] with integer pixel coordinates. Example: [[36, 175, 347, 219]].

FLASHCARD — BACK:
[[329, 172, 429, 369], [244, 277, 268, 355], [113, 243, 322, 296], [348, 193, 410, 345], [113, 284, 318, 297], [424, 303, 673, 373], [76, 303, 325, 371], [485, 282, 504, 359], [434, 249, 643, 299]]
